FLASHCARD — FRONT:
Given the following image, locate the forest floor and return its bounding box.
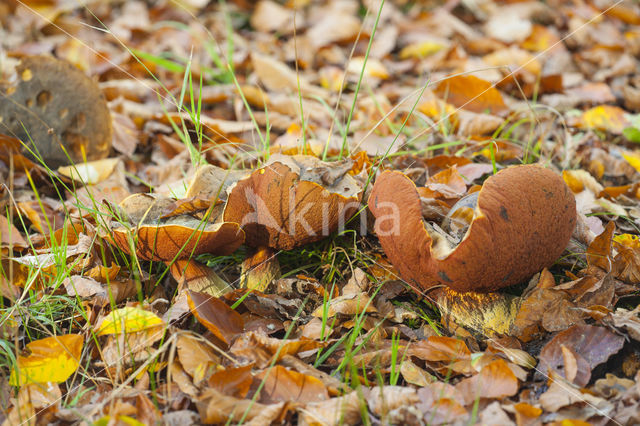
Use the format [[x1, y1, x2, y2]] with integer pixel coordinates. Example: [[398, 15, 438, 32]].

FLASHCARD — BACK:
[[2, 0, 640, 425]]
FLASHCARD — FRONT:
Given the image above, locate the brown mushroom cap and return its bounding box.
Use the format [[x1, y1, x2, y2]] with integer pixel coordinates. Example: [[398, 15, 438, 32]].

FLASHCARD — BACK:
[[0, 56, 112, 168], [110, 194, 244, 261], [223, 154, 363, 250], [368, 164, 576, 293]]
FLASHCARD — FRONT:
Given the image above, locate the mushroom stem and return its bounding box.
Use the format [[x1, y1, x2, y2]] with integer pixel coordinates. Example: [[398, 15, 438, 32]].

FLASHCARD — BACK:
[[240, 246, 281, 291]]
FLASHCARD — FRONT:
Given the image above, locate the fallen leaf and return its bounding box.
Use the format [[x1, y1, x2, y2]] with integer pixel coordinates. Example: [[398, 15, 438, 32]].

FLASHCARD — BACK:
[[434, 75, 508, 115], [578, 105, 630, 134], [456, 359, 519, 405], [176, 333, 220, 384], [256, 365, 329, 404], [208, 364, 253, 399], [366, 386, 419, 418], [311, 292, 376, 317], [187, 290, 244, 345], [297, 391, 362, 425], [95, 306, 163, 336], [10, 334, 83, 385], [196, 388, 284, 424], [539, 324, 625, 384], [400, 359, 435, 387]]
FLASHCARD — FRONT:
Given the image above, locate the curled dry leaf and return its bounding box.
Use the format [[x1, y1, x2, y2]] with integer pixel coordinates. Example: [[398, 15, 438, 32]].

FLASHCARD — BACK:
[[455, 359, 519, 405], [409, 336, 472, 375], [186, 290, 244, 346], [539, 324, 625, 386], [297, 391, 362, 426], [433, 75, 508, 115], [311, 292, 376, 317], [400, 359, 436, 386], [230, 331, 324, 368], [416, 383, 468, 424], [366, 386, 420, 418], [0, 56, 112, 168], [208, 364, 253, 399], [510, 269, 584, 342], [224, 154, 363, 250], [170, 259, 231, 297], [256, 365, 329, 404], [176, 333, 220, 384], [369, 165, 576, 292], [196, 388, 285, 425]]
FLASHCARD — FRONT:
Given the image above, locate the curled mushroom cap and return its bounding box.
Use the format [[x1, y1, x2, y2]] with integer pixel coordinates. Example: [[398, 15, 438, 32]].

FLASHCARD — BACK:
[[368, 164, 576, 293], [110, 193, 244, 262], [223, 154, 363, 250]]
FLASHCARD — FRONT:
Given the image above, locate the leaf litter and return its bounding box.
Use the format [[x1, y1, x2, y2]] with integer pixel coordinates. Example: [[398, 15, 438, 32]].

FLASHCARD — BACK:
[[2, 0, 640, 425]]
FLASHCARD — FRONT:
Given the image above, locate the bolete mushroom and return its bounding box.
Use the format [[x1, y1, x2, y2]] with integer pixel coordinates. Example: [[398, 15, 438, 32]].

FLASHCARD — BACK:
[[0, 56, 112, 168], [107, 193, 244, 295], [223, 154, 363, 250], [221, 154, 363, 290], [368, 164, 576, 293]]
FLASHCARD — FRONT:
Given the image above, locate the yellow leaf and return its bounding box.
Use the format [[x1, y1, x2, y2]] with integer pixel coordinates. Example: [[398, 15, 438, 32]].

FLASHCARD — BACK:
[[622, 151, 640, 173], [613, 233, 640, 249], [95, 415, 147, 426], [96, 306, 163, 336], [347, 57, 389, 79], [10, 334, 83, 385], [399, 41, 444, 59], [417, 99, 458, 128], [580, 105, 630, 134], [57, 158, 120, 184]]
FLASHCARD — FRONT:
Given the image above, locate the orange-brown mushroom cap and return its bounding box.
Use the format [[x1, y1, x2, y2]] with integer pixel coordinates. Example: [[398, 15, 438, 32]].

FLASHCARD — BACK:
[[368, 165, 576, 293], [223, 155, 363, 250], [109, 194, 244, 262]]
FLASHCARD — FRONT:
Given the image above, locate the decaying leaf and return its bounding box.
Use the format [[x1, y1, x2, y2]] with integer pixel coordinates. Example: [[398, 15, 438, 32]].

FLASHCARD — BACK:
[[297, 393, 361, 425], [539, 324, 625, 386], [434, 75, 508, 115], [256, 365, 329, 404], [196, 388, 285, 424], [187, 290, 244, 345], [455, 359, 519, 405]]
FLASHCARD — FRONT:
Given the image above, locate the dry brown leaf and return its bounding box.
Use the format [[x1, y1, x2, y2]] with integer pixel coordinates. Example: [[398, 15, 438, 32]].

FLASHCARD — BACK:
[[196, 388, 285, 424], [539, 324, 625, 384], [230, 331, 324, 368], [434, 75, 508, 115], [176, 333, 220, 384], [187, 290, 244, 346], [208, 364, 253, 399], [400, 359, 435, 387], [456, 359, 519, 405], [297, 391, 362, 426], [311, 292, 376, 317], [256, 365, 329, 404], [250, 1, 297, 34]]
